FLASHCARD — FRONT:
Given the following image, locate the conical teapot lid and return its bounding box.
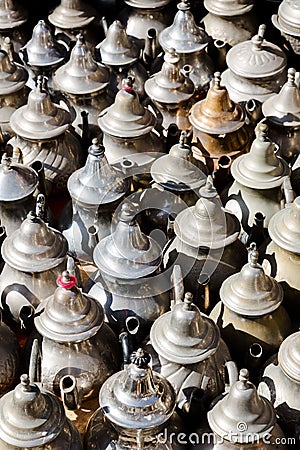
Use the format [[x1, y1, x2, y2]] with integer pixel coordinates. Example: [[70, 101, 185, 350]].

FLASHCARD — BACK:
[[10, 76, 71, 140], [226, 25, 287, 79], [98, 78, 156, 139], [48, 0, 96, 30], [151, 292, 220, 364], [159, 0, 210, 53], [68, 138, 127, 205], [262, 68, 300, 127], [0, 374, 65, 447], [0, 0, 27, 29], [174, 178, 240, 249], [0, 49, 27, 94], [35, 271, 104, 342], [0, 153, 38, 201], [53, 34, 109, 95], [272, 0, 300, 37], [231, 122, 290, 189], [189, 72, 245, 134], [99, 349, 176, 429], [93, 202, 162, 279], [268, 196, 300, 254], [204, 0, 254, 16], [151, 131, 206, 191], [2, 211, 68, 272], [21, 19, 66, 67], [278, 331, 300, 383], [208, 369, 276, 443], [220, 243, 283, 316], [98, 20, 140, 67], [145, 49, 194, 104]]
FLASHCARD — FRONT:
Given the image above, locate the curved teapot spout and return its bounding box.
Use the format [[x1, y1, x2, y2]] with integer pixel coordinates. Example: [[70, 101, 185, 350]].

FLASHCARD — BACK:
[[60, 375, 80, 410], [29, 338, 41, 383], [143, 28, 159, 67], [2, 288, 36, 326], [224, 360, 239, 393], [181, 376, 210, 415], [170, 264, 184, 309], [245, 98, 262, 125]]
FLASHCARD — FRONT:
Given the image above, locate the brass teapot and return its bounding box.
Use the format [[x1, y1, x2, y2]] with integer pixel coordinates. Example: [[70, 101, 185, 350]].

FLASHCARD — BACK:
[[0, 374, 82, 449]]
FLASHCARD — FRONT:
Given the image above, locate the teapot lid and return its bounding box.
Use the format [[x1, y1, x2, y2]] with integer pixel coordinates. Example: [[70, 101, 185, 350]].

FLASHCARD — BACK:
[[0, 0, 27, 29], [99, 349, 176, 429], [145, 49, 194, 105], [68, 138, 127, 205], [231, 122, 290, 189], [174, 178, 240, 249], [220, 243, 283, 317], [48, 0, 96, 30], [262, 68, 300, 127], [151, 292, 220, 364], [98, 20, 140, 67], [268, 196, 300, 254], [151, 131, 206, 191], [35, 271, 104, 342], [125, 0, 172, 8], [93, 202, 162, 279], [2, 211, 68, 272], [226, 25, 287, 79], [159, 0, 210, 53], [53, 34, 109, 95], [189, 72, 245, 134], [21, 19, 66, 68], [98, 78, 156, 138], [272, 0, 300, 37], [0, 49, 27, 94], [208, 369, 276, 443], [204, 0, 254, 16], [0, 153, 38, 201], [10, 76, 71, 140], [278, 331, 300, 383], [0, 374, 65, 447]]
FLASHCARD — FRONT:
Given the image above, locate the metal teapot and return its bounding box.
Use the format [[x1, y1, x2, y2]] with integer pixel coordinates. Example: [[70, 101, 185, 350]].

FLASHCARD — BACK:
[[192, 368, 287, 450], [59, 138, 128, 264], [158, 0, 214, 93], [0, 374, 82, 449], [0, 0, 28, 52], [258, 331, 300, 440], [210, 243, 292, 368], [0, 48, 28, 145], [8, 75, 83, 195], [85, 202, 170, 340], [145, 49, 195, 131], [272, 0, 300, 56], [223, 122, 291, 233], [189, 72, 250, 172], [85, 348, 187, 450], [0, 313, 19, 396], [0, 209, 68, 325], [53, 34, 113, 140]]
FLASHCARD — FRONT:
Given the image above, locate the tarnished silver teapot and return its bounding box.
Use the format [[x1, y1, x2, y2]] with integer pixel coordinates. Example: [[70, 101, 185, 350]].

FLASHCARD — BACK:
[[8, 75, 82, 195], [272, 0, 300, 56], [0, 313, 19, 396], [59, 138, 128, 264], [85, 348, 187, 450], [0, 210, 68, 324], [158, 0, 214, 93], [0, 0, 28, 52], [86, 202, 170, 339], [210, 243, 292, 367], [0, 374, 82, 449], [0, 48, 28, 144], [53, 34, 113, 140]]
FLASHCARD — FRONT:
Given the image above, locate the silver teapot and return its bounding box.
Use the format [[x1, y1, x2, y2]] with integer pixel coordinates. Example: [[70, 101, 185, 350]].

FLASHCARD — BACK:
[[0, 0, 28, 52], [8, 75, 83, 195], [0, 313, 19, 396], [0, 210, 68, 324], [272, 0, 300, 56], [0, 374, 82, 449], [85, 348, 187, 450], [59, 138, 128, 264], [158, 0, 214, 93], [85, 202, 170, 340], [210, 243, 292, 367], [53, 34, 113, 140]]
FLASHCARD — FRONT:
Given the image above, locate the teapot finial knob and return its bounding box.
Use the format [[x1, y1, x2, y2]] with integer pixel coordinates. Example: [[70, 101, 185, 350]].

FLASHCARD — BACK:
[[252, 24, 266, 50], [179, 130, 188, 147], [213, 72, 221, 89], [178, 0, 190, 11], [36, 75, 43, 92], [130, 348, 151, 368], [122, 77, 134, 92], [183, 292, 193, 309], [88, 138, 105, 157], [238, 368, 250, 389], [76, 33, 85, 45], [288, 68, 296, 86], [27, 211, 37, 222], [248, 242, 259, 267], [258, 24, 266, 40], [255, 121, 268, 141], [20, 374, 30, 389], [119, 202, 136, 222], [57, 270, 77, 289]]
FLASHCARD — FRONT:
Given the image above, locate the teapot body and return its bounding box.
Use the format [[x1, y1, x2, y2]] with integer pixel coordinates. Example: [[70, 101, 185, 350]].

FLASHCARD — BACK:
[[0, 321, 19, 396], [123, 5, 173, 40], [179, 50, 214, 93], [0, 88, 29, 144]]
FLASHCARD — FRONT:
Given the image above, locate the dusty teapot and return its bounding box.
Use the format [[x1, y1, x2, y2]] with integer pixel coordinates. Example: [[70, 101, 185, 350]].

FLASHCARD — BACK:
[[85, 348, 187, 450], [210, 243, 292, 368], [59, 138, 128, 264], [0, 0, 28, 52], [0, 312, 19, 396], [272, 0, 300, 57], [0, 374, 82, 449]]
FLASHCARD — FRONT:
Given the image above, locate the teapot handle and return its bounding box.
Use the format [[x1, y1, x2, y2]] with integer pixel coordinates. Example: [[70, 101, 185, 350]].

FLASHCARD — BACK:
[[224, 360, 239, 393], [29, 338, 41, 383]]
